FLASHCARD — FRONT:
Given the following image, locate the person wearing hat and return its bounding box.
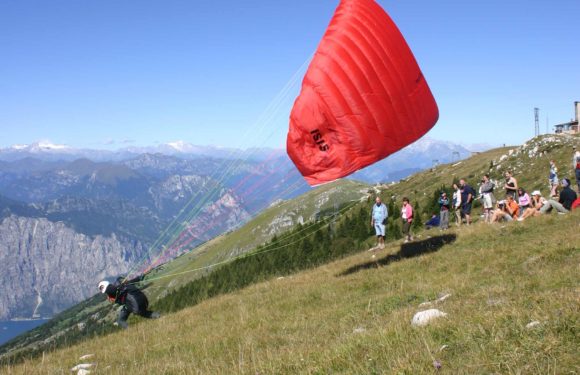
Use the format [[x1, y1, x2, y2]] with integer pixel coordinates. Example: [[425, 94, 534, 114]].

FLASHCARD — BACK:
[[539, 178, 578, 214], [518, 190, 546, 221], [438, 191, 450, 230], [98, 276, 160, 329]]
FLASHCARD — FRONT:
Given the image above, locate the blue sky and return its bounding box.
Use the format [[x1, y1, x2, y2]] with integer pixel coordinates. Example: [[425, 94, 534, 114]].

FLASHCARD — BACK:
[[1, 0, 578, 150]]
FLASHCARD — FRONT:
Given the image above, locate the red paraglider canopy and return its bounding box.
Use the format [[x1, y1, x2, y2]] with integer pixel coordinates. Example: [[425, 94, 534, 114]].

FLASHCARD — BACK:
[[287, 0, 438, 186]]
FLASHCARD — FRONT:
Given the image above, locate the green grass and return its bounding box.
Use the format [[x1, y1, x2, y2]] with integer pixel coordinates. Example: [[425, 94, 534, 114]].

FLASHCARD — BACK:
[[3, 211, 578, 374], [2, 136, 580, 373]]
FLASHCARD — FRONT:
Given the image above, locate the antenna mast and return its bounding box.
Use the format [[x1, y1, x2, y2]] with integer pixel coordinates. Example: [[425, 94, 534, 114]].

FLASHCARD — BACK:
[[534, 107, 540, 136]]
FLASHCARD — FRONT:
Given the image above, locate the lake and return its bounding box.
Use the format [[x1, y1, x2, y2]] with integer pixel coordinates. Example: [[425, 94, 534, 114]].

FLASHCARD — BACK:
[[0, 319, 49, 346]]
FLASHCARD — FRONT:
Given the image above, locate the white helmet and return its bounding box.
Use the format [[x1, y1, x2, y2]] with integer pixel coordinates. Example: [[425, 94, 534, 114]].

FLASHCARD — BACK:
[[98, 280, 110, 294]]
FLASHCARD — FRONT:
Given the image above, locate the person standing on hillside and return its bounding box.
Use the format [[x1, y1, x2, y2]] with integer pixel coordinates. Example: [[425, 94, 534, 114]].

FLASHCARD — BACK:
[[452, 183, 462, 226], [370, 196, 388, 249], [504, 171, 518, 198], [573, 147, 580, 193], [438, 191, 450, 230], [98, 276, 160, 329], [549, 160, 559, 197], [401, 197, 413, 243], [480, 174, 495, 222], [459, 179, 475, 225]]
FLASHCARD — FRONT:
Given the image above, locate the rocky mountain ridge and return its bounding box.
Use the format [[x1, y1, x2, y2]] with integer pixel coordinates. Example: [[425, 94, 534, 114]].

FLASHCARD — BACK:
[[0, 215, 146, 320]]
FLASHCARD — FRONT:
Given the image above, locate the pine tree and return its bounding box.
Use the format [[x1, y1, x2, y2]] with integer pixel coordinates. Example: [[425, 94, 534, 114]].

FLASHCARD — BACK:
[[412, 201, 423, 230]]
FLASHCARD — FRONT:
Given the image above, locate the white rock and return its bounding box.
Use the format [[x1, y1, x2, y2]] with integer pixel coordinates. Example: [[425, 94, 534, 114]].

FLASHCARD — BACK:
[[71, 363, 94, 371], [79, 354, 94, 360], [353, 327, 366, 334], [418, 301, 433, 308], [526, 321, 541, 329], [411, 309, 448, 327], [77, 370, 91, 375]]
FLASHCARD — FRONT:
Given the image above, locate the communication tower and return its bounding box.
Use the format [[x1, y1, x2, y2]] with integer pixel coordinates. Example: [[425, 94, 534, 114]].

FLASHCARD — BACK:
[[534, 107, 540, 136]]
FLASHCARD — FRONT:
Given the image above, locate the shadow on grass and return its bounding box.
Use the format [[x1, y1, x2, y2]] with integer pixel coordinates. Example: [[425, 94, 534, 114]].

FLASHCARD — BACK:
[[338, 234, 457, 277]]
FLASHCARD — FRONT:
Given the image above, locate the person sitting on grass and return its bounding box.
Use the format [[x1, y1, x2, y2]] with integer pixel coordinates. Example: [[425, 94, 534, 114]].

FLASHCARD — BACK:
[[517, 187, 531, 216], [491, 195, 519, 223], [518, 190, 547, 221], [539, 178, 578, 214], [424, 213, 440, 229]]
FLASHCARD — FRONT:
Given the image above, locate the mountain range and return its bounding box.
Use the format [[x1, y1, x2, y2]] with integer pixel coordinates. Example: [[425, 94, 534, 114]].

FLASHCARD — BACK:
[[0, 137, 476, 320]]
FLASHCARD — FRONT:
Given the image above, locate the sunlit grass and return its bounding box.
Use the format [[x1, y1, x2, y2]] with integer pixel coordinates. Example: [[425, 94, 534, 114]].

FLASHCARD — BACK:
[[4, 211, 578, 374]]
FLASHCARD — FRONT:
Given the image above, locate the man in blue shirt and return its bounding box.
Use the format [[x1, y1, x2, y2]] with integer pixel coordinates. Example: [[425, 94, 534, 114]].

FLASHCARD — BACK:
[[371, 196, 388, 249]]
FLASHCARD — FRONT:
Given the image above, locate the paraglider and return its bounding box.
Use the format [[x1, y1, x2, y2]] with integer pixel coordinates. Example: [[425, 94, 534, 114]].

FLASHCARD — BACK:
[[98, 276, 160, 329], [287, 0, 439, 186]]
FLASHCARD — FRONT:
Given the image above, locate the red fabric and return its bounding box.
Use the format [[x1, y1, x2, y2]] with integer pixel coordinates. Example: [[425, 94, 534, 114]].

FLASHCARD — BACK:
[[572, 198, 580, 210], [287, 0, 438, 186]]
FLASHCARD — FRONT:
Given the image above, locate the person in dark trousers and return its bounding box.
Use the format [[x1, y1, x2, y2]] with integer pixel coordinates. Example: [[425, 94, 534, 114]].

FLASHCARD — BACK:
[[401, 197, 413, 243], [459, 179, 476, 225], [98, 276, 160, 329], [438, 192, 450, 230]]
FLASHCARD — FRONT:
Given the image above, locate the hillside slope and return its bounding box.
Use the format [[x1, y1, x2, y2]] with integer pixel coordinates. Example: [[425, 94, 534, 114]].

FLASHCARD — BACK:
[[1, 134, 578, 372], [145, 179, 371, 297], [0, 179, 370, 358], [3, 210, 578, 374]]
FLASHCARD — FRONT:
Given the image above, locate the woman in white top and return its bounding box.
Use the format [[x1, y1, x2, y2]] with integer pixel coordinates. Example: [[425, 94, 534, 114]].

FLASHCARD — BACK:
[[452, 183, 462, 226]]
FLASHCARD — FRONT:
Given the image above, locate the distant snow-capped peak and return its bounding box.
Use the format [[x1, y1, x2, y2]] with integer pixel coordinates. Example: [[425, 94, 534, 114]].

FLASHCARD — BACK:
[[166, 140, 194, 152], [10, 141, 71, 152]]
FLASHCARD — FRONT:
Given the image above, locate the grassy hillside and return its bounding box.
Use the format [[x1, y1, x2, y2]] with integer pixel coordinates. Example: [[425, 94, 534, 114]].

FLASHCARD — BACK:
[[1, 134, 578, 372], [3, 210, 578, 374], [0, 179, 371, 360]]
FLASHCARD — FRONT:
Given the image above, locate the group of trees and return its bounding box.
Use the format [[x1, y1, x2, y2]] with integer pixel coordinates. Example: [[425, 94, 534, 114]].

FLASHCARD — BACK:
[[155, 185, 460, 314], [156, 204, 375, 313], [155, 184, 456, 314]]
